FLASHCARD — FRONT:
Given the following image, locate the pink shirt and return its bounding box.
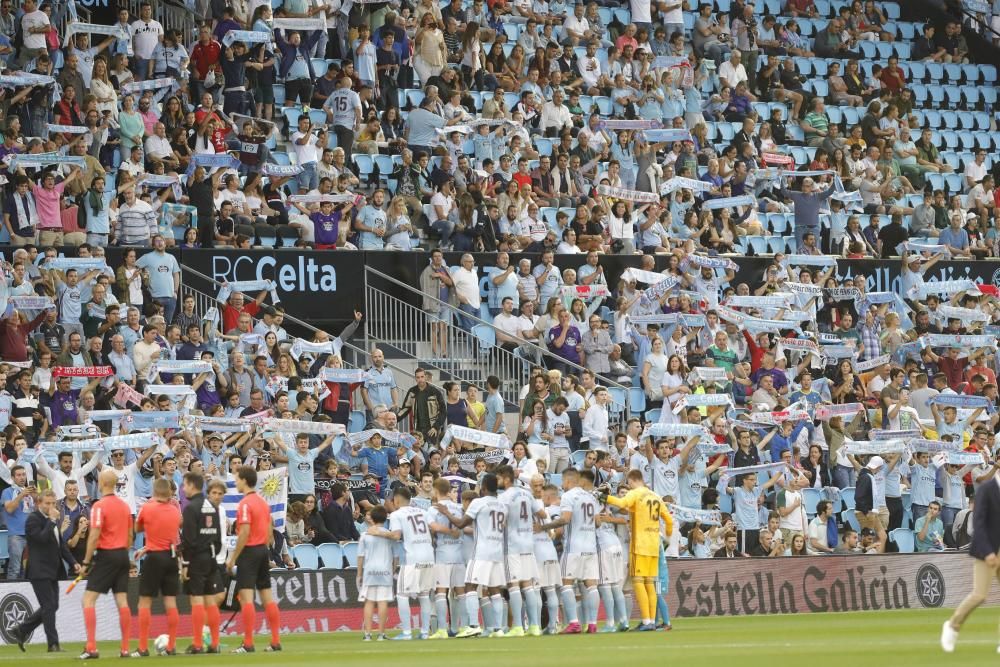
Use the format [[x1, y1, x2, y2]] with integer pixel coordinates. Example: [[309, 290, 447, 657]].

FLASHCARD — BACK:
[[140, 109, 160, 136], [33, 181, 65, 229]]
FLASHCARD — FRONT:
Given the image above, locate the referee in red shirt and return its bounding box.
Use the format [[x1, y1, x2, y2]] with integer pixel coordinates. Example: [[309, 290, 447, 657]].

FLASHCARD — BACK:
[[80, 469, 134, 660], [227, 466, 282, 653], [134, 479, 183, 656]]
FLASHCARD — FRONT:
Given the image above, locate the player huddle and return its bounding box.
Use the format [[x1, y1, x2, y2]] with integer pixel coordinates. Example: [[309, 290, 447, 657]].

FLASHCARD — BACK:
[[356, 466, 674, 640], [72, 466, 281, 659]]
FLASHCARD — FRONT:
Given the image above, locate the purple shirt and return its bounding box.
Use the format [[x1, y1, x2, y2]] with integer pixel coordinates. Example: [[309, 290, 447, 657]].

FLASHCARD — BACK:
[[48, 388, 80, 427], [546, 323, 582, 364], [312, 210, 340, 246]]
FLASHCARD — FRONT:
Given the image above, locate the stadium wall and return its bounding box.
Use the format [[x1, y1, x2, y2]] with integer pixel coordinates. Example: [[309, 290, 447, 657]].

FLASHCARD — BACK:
[[25, 247, 996, 330], [0, 553, 988, 644]]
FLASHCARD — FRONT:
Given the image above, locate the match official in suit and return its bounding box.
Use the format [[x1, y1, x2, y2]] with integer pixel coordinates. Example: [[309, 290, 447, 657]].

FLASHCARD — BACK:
[[942, 474, 1000, 652], [15, 489, 80, 652]]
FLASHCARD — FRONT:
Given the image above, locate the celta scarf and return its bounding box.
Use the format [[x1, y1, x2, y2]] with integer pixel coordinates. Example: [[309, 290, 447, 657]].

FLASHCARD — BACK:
[[674, 393, 733, 414], [148, 360, 212, 380], [290, 338, 342, 360], [222, 30, 273, 46], [937, 305, 988, 325], [928, 394, 995, 413], [320, 367, 370, 383], [642, 128, 691, 143], [922, 279, 977, 296], [126, 411, 180, 430], [561, 285, 611, 300], [660, 176, 712, 194], [217, 279, 280, 305], [910, 439, 961, 453], [854, 354, 890, 372], [700, 194, 755, 211], [686, 253, 738, 272], [871, 429, 922, 441], [784, 254, 839, 268], [51, 431, 162, 452], [667, 504, 722, 526], [52, 366, 112, 377], [46, 123, 89, 134], [63, 22, 129, 46], [598, 119, 660, 130], [719, 461, 786, 485], [749, 409, 811, 426], [261, 163, 304, 177], [346, 429, 415, 447], [813, 403, 864, 421], [642, 422, 710, 439], [441, 425, 512, 449], [840, 440, 907, 455], [921, 333, 996, 350], [263, 418, 345, 435], [596, 184, 660, 203]]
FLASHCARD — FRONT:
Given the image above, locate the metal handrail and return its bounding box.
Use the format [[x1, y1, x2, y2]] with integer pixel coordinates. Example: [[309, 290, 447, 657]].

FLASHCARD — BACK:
[[178, 263, 413, 383], [362, 265, 630, 393]]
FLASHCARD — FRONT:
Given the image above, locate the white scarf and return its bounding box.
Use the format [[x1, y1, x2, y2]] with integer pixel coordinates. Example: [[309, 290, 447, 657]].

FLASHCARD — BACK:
[[12, 189, 39, 232]]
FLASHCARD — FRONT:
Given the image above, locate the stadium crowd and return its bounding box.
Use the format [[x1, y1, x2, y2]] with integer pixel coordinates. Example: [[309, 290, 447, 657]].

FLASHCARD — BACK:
[[0, 0, 999, 645]]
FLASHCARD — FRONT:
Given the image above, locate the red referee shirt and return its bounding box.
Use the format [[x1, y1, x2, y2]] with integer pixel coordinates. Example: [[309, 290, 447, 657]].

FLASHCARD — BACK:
[[136, 499, 182, 552], [92, 494, 132, 550], [236, 491, 271, 547]]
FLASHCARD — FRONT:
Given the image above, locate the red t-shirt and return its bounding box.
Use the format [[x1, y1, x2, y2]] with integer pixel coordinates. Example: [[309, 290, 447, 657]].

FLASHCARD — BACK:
[[236, 491, 271, 547], [92, 495, 132, 550], [222, 301, 260, 333], [136, 499, 182, 552]]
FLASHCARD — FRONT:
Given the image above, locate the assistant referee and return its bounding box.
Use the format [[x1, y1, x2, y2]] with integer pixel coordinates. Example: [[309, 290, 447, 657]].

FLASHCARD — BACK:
[[80, 469, 134, 660], [227, 466, 282, 654], [180, 472, 223, 654]]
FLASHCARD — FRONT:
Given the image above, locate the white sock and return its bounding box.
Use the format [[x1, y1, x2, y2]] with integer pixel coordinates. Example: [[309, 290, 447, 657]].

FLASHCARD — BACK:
[[418, 594, 432, 635], [585, 587, 599, 625], [490, 594, 505, 632], [509, 588, 523, 630], [396, 596, 412, 634], [599, 585, 615, 627], [560, 585, 579, 624], [464, 592, 481, 628], [544, 587, 560, 629], [435, 594, 448, 631], [613, 586, 628, 625], [525, 586, 542, 628]]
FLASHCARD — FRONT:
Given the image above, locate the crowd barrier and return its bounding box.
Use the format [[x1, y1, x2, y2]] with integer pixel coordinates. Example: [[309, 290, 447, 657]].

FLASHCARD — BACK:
[[10, 246, 996, 330], [0, 552, 985, 645]]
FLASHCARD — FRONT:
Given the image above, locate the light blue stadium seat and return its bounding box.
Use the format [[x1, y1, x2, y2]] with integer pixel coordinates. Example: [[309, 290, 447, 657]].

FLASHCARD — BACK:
[[927, 62, 944, 81], [898, 22, 915, 40], [875, 42, 892, 59], [962, 64, 980, 84], [944, 86, 963, 109], [354, 154, 374, 182], [983, 65, 997, 84], [889, 528, 915, 554], [958, 112, 976, 130], [941, 110, 959, 129], [645, 408, 661, 423], [349, 410, 366, 433], [317, 543, 343, 569], [271, 152, 291, 166], [908, 61, 926, 82], [291, 544, 319, 569], [858, 41, 876, 59], [342, 542, 358, 568], [628, 387, 646, 416]]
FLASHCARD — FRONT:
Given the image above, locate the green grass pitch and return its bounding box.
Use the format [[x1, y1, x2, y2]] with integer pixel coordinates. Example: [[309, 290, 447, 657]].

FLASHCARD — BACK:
[[1, 608, 997, 666]]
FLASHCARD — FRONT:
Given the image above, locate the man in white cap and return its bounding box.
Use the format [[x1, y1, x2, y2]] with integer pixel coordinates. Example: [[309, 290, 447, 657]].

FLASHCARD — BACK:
[[854, 456, 887, 546]]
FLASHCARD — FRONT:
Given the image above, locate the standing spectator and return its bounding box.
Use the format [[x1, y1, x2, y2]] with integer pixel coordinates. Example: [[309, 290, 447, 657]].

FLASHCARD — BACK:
[[136, 235, 181, 323], [33, 168, 81, 247], [1, 465, 35, 579], [129, 1, 164, 81], [452, 253, 481, 332], [114, 186, 158, 247]]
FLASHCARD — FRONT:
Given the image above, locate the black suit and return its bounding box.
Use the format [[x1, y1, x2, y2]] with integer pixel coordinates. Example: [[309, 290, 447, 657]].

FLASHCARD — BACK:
[[20, 510, 77, 649], [970, 478, 1000, 561]]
